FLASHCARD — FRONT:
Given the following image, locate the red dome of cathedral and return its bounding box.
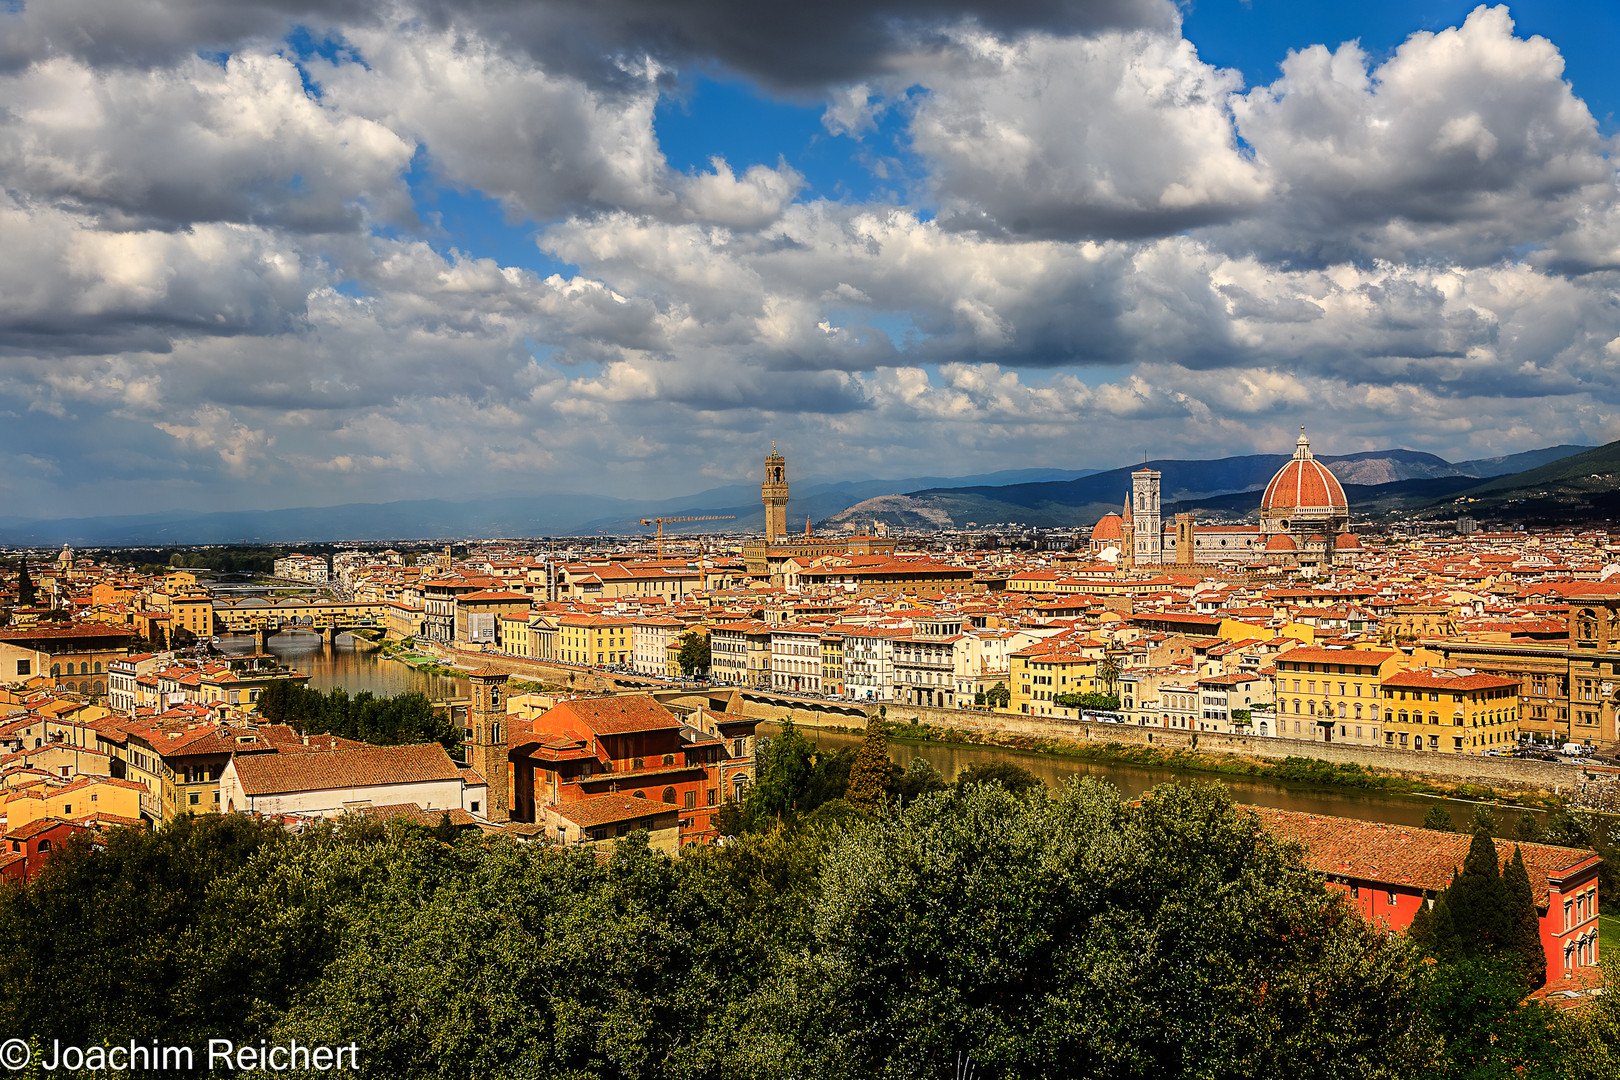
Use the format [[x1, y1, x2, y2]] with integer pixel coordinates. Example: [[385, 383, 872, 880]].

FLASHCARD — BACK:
[[1336, 532, 1363, 550], [1264, 532, 1298, 552], [1260, 428, 1347, 513], [1091, 513, 1124, 541]]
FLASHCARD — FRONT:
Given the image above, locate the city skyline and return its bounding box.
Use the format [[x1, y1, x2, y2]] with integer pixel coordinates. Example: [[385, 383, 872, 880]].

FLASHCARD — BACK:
[[3, 1, 1620, 517]]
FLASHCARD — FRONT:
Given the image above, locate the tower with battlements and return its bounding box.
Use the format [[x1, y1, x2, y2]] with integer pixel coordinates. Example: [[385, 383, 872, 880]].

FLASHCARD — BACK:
[[762, 443, 789, 545]]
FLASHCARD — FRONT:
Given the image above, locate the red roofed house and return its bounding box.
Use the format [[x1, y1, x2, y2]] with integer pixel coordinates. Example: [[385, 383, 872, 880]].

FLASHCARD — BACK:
[[508, 694, 754, 847], [0, 817, 94, 884], [1255, 807, 1601, 982], [218, 743, 482, 820]]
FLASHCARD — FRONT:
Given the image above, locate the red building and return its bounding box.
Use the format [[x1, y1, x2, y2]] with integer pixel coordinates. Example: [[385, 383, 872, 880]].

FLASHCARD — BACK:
[[0, 817, 94, 883], [1255, 807, 1601, 979], [507, 695, 756, 845]]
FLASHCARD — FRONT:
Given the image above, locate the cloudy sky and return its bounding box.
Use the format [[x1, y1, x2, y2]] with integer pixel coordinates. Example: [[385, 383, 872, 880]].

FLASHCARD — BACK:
[[2, 0, 1619, 517]]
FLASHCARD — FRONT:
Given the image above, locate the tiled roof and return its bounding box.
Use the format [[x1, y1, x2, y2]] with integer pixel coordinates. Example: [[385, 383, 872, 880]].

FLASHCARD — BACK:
[[230, 743, 463, 796], [1381, 671, 1521, 692], [548, 695, 682, 736], [549, 792, 681, 828], [1252, 806, 1598, 907]]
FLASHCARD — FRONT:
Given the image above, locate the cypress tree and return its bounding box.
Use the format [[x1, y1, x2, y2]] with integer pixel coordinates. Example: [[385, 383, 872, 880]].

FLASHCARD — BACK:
[[15, 560, 34, 608], [845, 717, 892, 813], [1450, 828, 1512, 955], [1408, 891, 1434, 946], [1503, 847, 1546, 988]]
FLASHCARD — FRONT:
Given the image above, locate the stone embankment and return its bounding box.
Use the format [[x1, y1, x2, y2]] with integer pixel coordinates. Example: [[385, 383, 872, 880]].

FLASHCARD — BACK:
[[734, 692, 1600, 797], [1572, 776, 1620, 814]]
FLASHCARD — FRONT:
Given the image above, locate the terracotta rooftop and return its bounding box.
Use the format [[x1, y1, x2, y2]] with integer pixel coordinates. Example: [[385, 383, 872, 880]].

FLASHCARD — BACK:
[[230, 743, 463, 796], [545, 695, 683, 736], [1252, 806, 1598, 908], [548, 792, 681, 828]]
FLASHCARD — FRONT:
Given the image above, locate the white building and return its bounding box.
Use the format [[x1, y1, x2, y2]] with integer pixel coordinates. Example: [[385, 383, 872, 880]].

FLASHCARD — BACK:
[[770, 623, 825, 695], [632, 616, 686, 677], [843, 627, 907, 702], [220, 742, 487, 819]]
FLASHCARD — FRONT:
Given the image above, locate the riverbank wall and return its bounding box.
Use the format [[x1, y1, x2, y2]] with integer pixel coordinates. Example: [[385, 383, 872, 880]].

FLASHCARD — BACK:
[[409, 642, 615, 693], [735, 695, 1597, 796]]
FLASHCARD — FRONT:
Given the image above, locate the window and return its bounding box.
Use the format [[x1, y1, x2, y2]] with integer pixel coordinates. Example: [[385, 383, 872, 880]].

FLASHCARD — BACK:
[[470, 801, 480, 814], [16, 660, 30, 676], [189, 792, 200, 805], [37, 840, 50, 852], [1387, 890, 1396, 906], [707, 789, 717, 806], [684, 790, 696, 809]]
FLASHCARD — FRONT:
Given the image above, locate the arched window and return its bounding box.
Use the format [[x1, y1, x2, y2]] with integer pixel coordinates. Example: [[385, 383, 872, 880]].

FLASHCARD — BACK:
[[662, 754, 674, 766], [662, 787, 677, 804], [1354, 704, 1363, 719], [50, 664, 60, 676], [93, 661, 102, 674], [37, 839, 50, 852], [79, 662, 89, 675], [632, 790, 646, 799]]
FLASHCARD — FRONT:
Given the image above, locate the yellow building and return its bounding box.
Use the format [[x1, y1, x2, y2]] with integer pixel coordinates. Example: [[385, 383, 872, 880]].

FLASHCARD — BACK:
[[1271, 646, 1405, 746], [557, 613, 634, 666], [2, 774, 145, 829], [1380, 669, 1520, 755], [151, 590, 215, 640], [1010, 638, 1106, 717]]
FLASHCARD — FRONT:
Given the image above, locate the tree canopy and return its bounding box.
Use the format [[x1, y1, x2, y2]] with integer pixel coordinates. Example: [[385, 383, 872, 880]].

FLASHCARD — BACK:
[[255, 682, 462, 756], [3, 779, 1618, 1077], [676, 631, 710, 676]]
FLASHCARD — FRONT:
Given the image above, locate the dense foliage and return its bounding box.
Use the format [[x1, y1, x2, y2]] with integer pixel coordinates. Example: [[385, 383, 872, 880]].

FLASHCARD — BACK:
[[3, 777, 1620, 1078], [1052, 691, 1121, 711], [255, 682, 462, 756]]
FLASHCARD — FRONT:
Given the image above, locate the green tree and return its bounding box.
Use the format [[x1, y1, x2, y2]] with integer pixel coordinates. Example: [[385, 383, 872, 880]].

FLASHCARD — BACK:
[[1097, 653, 1122, 691], [844, 717, 892, 814], [676, 631, 711, 676], [432, 812, 460, 844], [886, 758, 948, 806], [955, 761, 1044, 796], [984, 681, 1011, 709], [1053, 690, 1121, 710], [736, 781, 1436, 1080], [1470, 804, 1498, 837], [1514, 811, 1547, 843], [1503, 847, 1547, 988], [1423, 804, 1458, 832]]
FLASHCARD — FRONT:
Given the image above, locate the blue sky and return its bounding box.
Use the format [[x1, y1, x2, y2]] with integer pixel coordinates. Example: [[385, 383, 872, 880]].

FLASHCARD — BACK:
[[1, 0, 1619, 516]]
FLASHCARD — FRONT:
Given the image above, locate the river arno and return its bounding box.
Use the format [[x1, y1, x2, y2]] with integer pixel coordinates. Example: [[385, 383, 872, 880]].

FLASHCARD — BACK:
[[214, 631, 471, 700], [791, 725, 1535, 832], [209, 635, 1523, 831]]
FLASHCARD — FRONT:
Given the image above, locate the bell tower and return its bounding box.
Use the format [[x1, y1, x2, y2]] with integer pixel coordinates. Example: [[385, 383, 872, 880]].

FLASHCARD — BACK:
[[466, 666, 510, 820], [762, 442, 789, 545], [1131, 467, 1161, 565]]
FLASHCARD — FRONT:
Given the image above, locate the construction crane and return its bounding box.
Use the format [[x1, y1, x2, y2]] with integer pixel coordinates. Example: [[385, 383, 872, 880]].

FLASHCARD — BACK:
[[639, 515, 735, 556]]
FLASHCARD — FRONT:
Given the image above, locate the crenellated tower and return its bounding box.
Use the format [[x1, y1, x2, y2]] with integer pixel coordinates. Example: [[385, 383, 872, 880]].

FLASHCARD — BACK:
[[762, 443, 789, 545]]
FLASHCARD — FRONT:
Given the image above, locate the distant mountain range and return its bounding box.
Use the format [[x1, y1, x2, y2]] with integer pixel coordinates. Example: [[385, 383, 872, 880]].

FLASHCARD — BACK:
[[0, 465, 1103, 546], [821, 444, 1596, 532], [0, 442, 1605, 546]]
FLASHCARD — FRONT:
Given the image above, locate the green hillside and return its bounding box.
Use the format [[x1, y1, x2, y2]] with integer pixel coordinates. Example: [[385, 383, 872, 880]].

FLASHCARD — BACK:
[[1431, 438, 1620, 516]]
